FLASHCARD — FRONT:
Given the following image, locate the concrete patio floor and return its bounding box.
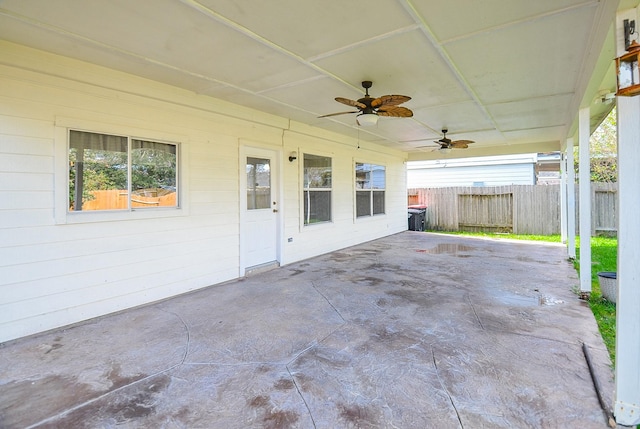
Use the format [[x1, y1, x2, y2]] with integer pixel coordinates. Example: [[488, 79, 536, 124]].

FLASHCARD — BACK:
[[0, 232, 615, 428]]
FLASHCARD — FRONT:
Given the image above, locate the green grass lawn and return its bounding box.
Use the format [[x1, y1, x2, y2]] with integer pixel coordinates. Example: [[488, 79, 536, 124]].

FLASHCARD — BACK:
[[433, 231, 618, 362], [436, 231, 563, 243], [575, 236, 618, 362]]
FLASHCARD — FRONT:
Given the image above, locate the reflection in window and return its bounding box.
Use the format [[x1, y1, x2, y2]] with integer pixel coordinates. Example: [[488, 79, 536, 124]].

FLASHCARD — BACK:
[[246, 157, 271, 210], [68, 130, 178, 211], [304, 154, 332, 224], [355, 162, 385, 217]]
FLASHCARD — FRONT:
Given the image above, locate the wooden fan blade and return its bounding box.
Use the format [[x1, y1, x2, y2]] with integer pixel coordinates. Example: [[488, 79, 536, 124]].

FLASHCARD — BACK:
[[318, 111, 359, 118], [371, 94, 411, 108], [450, 140, 474, 148], [377, 106, 413, 117], [335, 97, 366, 109]]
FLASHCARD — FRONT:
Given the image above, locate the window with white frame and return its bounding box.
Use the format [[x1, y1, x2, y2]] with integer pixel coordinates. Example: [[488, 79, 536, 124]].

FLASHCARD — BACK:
[[355, 162, 385, 217], [303, 154, 332, 225], [68, 130, 178, 211]]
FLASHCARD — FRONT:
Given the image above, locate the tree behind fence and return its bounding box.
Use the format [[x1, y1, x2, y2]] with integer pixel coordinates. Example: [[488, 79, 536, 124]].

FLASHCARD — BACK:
[[408, 183, 616, 235]]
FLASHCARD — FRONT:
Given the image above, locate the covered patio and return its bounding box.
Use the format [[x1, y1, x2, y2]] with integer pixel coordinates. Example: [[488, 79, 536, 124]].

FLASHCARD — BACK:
[[0, 233, 613, 428], [2, 0, 640, 425]]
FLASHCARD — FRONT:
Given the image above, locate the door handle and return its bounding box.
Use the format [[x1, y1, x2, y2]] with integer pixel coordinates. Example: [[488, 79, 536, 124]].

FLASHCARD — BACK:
[[273, 209, 278, 213]]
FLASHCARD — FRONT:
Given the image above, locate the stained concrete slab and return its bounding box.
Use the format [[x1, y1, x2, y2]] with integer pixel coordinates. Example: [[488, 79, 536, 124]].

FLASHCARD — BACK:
[[0, 232, 616, 428]]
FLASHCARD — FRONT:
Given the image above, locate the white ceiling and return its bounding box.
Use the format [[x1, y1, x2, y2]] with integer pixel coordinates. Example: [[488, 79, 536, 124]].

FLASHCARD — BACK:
[[0, 0, 633, 159]]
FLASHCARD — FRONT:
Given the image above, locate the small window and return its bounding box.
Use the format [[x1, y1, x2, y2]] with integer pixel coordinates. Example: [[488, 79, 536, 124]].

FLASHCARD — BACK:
[[355, 163, 385, 217], [69, 130, 178, 211], [246, 157, 271, 210], [304, 154, 332, 225]]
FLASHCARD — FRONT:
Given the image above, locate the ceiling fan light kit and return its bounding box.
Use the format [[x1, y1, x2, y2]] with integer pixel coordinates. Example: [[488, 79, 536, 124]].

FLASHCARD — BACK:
[[319, 81, 413, 126], [357, 113, 378, 126]]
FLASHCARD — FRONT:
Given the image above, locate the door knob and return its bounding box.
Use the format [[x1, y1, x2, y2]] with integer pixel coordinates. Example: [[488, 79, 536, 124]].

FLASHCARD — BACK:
[[273, 209, 278, 213]]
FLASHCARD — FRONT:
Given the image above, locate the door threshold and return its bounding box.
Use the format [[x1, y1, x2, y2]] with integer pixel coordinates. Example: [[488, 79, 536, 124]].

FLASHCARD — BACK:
[[245, 261, 280, 277]]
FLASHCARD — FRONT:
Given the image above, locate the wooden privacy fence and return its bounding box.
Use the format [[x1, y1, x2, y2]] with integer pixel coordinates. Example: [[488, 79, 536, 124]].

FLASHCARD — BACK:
[[77, 189, 177, 210], [408, 183, 617, 235], [589, 182, 617, 235]]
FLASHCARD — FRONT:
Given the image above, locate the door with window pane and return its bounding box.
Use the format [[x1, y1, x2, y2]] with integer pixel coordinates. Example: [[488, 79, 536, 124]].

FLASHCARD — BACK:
[[240, 147, 279, 271]]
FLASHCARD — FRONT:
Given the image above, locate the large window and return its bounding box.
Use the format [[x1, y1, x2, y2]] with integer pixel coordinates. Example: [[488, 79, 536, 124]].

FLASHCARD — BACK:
[[304, 154, 332, 225], [355, 162, 385, 217], [69, 130, 178, 211]]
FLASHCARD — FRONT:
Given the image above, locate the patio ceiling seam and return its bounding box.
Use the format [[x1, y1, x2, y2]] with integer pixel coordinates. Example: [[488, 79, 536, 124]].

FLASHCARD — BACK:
[[400, 0, 503, 140], [0, 7, 228, 87], [178, 0, 358, 94], [438, 1, 601, 45], [305, 24, 421, 63], [564, 0, 619, 140], [178, 0, 425, 142], [0, 7, 365, 134]]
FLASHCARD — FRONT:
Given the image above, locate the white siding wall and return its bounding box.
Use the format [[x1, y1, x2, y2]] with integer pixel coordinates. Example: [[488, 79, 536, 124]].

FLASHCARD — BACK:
[[281, 131, 408, 262], [0, 42, 407, 342], [407, 157, 536, 187]]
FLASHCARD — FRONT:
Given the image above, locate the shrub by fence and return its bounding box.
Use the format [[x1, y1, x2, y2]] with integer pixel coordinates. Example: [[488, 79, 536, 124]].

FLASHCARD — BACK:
[[408, 183, 616, 235]]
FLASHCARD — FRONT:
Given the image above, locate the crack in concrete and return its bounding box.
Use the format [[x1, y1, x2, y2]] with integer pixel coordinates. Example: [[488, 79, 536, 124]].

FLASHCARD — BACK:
[[467, 293, 485, 330], [26, 369, 176, 429], [27, 307, 192, 429], [431, 346, 464, 429], [158, 307, 191, 365], [310, 280, 346, 323], [493, 329, 580, 346], [286, 366, 317, 429]]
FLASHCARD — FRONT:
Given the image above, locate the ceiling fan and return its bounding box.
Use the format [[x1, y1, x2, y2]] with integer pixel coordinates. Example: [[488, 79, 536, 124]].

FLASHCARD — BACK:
[[433, 129, 475, 151], [319, 81, 413, 126]]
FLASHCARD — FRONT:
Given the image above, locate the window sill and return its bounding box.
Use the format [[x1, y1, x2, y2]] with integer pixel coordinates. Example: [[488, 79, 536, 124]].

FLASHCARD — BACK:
[[356, 213, 387, 220], [58, 207, 186, 225], [303, 220, 333, 228]]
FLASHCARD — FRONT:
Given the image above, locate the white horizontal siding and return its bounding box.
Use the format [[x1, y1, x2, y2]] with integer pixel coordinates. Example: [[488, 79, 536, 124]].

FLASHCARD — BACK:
[[0, 41, 407, 342], [0, 172, 52, 191], [408, 163, 535, 188], [0, 152, 53, 173], [280, 133, 407, 263], [0, 191, 53, 210], [0, 135, 53, 156]]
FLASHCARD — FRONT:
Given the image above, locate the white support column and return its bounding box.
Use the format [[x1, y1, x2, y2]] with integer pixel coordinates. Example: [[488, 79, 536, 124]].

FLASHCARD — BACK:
[[578, 107, 591, 295], [566, 138, 576, 259], [614, 95, 640, 426], [560, 153, 568, 244]]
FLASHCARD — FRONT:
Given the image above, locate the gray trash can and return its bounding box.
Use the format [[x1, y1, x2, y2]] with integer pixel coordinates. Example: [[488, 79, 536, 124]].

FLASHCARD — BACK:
[[597, 272, 617, 303], [408, 208, 426, 231]]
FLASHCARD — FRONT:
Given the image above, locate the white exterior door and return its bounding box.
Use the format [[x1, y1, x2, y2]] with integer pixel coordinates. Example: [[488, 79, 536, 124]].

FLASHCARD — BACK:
[[240, 146, 279, 273]]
